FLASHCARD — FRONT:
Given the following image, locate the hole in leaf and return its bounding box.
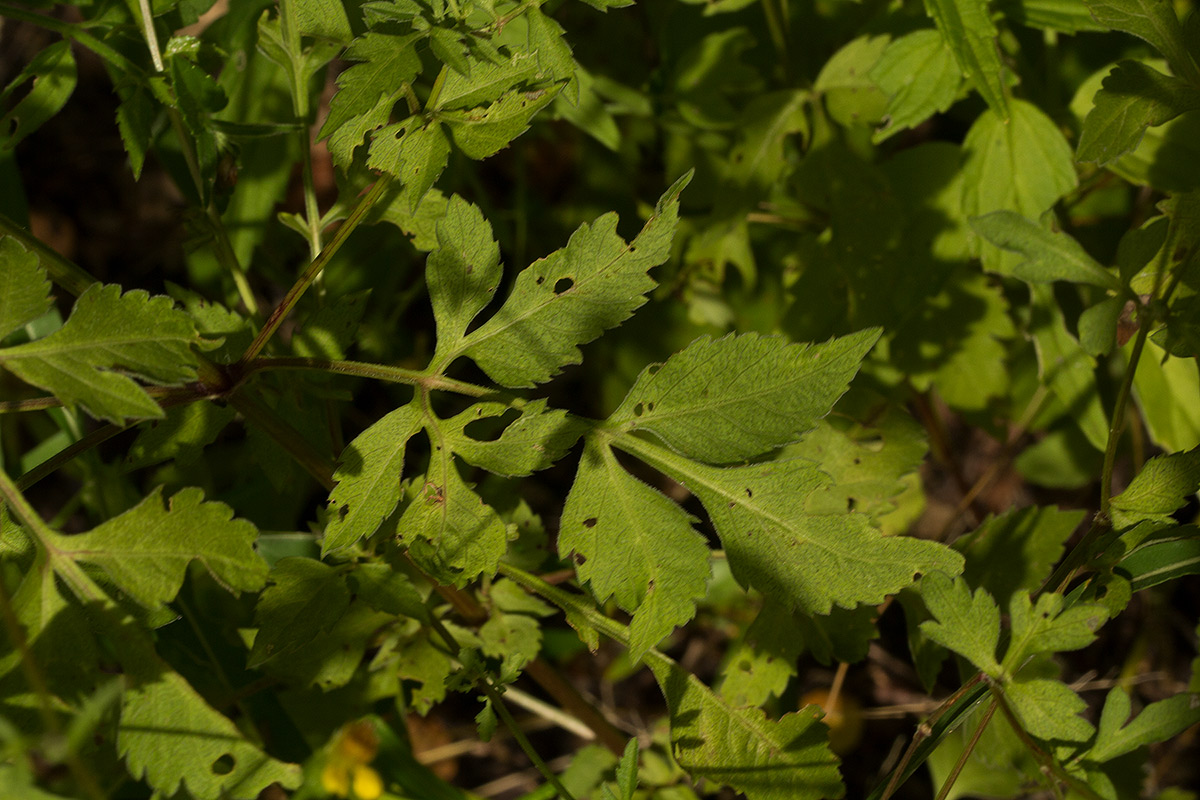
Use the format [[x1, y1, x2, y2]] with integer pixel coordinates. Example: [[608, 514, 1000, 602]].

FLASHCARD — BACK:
[[647, 364, 661, 375], [583, 517, 597, 528], [847, 497, 857, 511], [338, 505, 350, 521], [464, 408, 521, 442], [554, 277, 574, 294], [572, 552, 586, 566], [633, 402, 645, 416], [744, 488, 753, 498], [211, 755, 235, 775], [536, 276, 545, 285]]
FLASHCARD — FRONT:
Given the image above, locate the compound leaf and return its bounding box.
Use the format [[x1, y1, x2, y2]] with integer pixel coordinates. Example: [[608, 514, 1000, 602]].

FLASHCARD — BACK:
[[324, 402, 424, 553], [969, 210, 1121, 289], [1003, 592, 1107, 670], [924, 0, 1009, 117], [1110, 446, 1200, 529], [366, 119, 451, 206], [919, 572, 1002, 676], [609, 329, 880, 464], [119, 671, 302, 799], [50, 487, 267, 612], [442, 400, 587, 478], [1086, 688, 1200, 762], [0, 284, 202, 423], [645, 652, 843, 800], [559, 438, 710, 660], [1078, 60, 1200, 165], [460, 172, 691, 387], [427, 195, 502, 354], [624, 437, 963, 615], [439, 86, 561, 159], [0, 237, 51, 340]]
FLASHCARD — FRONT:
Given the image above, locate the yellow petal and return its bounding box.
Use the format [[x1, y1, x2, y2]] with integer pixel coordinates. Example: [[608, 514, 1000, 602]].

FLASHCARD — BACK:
[[321, 760, 351, 797], [351, 764, 384, 800]]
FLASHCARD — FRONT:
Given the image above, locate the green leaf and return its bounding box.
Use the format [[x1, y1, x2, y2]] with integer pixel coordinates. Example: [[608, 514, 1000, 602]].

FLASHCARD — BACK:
[[814, 35, 890, 127], [1005, 676, 1094, 740], [870, 29, 962, 142], [1029, 284, 1110, 451], [0, 236, 51, 340], [366, 118, 451, 205], [1109, 445, 1200, 529], [1083, 0, 1200, 85], [125, 401, 237, 469], [1087, 688, 1200, 762], [319, 32, 423, 168], [1118, 525, 1200, 592], [479, 579, 553, 681], [1079, 295, 1125, 357], [248, 557, 351, 668], [961, 100, 1078, 273], [996, 0, 1109, 33], [427, 194, 502, 354], [119, 671, 302, 799], [955, 506, 1085, 609], [434, 51, 544, 111], [441, 400, 587, 478], [459, 172, 691, 387], [351, 562, 430, 622], [559, 437, 710, 659], [969, 210, 1122, 289], [918, 572, 1002, 676], [609, 329, 880, 464], [439, 86, 561, 159], [324, 403, 424, 553], [1078, 60, 1200, 165], [1130, 338, 1200, 452], [49, 487, 266, 611], [0, 284, 202, 423], [294, 0, 353, 43], [719, 599, 803, 707], [621, 436, 964, 615], [644, 654, 843, 800], [0, 40, 77, 150], [399, 456, 508, 585], [260, 601, 394, 689], [1002, 592, 1107, 671], [923, 0, 1010, 117]]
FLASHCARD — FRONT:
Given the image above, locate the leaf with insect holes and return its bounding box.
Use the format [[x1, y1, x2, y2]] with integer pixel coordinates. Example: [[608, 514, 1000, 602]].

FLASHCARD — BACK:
[[119, 670, 302, 799], [458, 172, 692, 387], [399, 450, 508, 586], [366, 118, 450, 209], [621, 436, 963, 615], [324, 403, 424, 553], [439, 86, 562, 159], [610, 329, 880, 464], [559, 437, 711, 660], [441, 400, 587, 478], [0, 284, 203, 423], [0, 236, 52, 339], [48, 487, 267, 612]]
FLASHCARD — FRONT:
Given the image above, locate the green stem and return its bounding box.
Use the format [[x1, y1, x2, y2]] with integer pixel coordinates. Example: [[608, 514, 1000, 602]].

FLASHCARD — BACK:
[[989, 685, 1104, 800], [135, 0, 165, 72], [934, 700, 996, 800], [0, 3, 146, 77], [279, 0, 324, 264], [237, 174, 394, 364], [1100, 323, 1149, 518], [0, 211, 99, 296], [228, 390, 335, 490]]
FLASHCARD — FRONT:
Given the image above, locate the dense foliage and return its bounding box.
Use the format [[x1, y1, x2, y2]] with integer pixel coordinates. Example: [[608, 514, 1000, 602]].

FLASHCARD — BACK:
[[1, 0, 1199, 798]]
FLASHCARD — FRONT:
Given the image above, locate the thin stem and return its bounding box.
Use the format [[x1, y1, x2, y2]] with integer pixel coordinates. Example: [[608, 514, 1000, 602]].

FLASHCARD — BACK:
[[1100, 323, 1149, 518], [0, 396, 67, 414], [989, 686, 1104, 800], [484, 683, 579, 800], [135, 0, 165, 72], [238, 175, 394, 364], [0, 211, 99, 296], [933, 700, 996, 800], [0, 3, 145, 77], [280, 0, 324, 263], [228, 391, 335, 490]]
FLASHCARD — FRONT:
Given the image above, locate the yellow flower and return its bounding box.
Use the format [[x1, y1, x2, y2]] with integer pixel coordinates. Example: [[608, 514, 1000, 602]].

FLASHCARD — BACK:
[[322, 722, 384, 800]]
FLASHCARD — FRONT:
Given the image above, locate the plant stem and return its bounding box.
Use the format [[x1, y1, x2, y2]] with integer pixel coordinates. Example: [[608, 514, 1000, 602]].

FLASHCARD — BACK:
[[934, 699, 996, 800], [0, 211, 99, 296], [228, 390, 335, 489], [989, 685, 1104, 800], [0, 3, 145, 76], [237, 175, 394, 364], [279, 0, 325, 264], [1100, 323, 1149, 518]]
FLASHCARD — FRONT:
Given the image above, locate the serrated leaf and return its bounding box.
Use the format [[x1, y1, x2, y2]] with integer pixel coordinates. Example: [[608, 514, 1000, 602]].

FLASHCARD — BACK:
[[924, 0, 1009, 117], [1083, 0, 1200, 85], [719, 599, 803, 707], [1087, 688, 1200, 762], [395, 632, 453, 714], [526, 7, 579, 104], [970, 210, 1122, 289], [399, 456, 508, 585], [1110, 446, 1200, 528], [49, 487, 266, 611], [559, 438, 710, 659], [479, 579, 553, 681], [870, 29, 961, 142], [434, 51, 543, 111], [248, 557, 351, 668], [0, 284, 201, 423], [962, 100, 1078, 273], [0, 237, 51, 340], [125, 401, 237, 469], [0, 40, 77, 150], [459, 172, 691, 387], [261, 601, 393, 689], [919, 572, 1003, 676], [119, 671, 301, 799], [294, 0, 353, 43], [1003, 592, 1107, 670], [324, 403, 424, 553], [318, 32, 423, 168], [645, 653, 843, 800], [956, 506, 1084, 609], [440, 86, 560, 159], [366, 118, 450, 204], [442, 400, 587, 477], [427, 194, 502, 353], [609, 329, 880, 464], [623, 436, 963, 615], [351, 562, 430, 621], [1005, 676, 1094, 740], [1078, 60, 1200, 165]]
